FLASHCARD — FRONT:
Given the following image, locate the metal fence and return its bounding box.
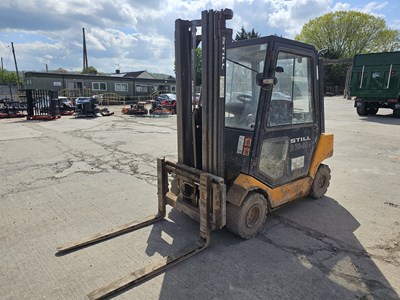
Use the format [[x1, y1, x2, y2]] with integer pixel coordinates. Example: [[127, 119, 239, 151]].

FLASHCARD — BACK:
[[26, 89, 61, 120], [0, 83, 19, 101]]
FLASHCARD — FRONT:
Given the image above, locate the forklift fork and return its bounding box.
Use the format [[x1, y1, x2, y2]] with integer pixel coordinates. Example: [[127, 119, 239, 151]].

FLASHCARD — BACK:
[[56, 214, 165, 253], [86, 233, 210, 300], [56, 158, 225, 299]]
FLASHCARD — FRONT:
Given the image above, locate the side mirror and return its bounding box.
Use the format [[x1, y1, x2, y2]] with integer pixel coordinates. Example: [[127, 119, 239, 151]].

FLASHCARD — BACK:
[[256, 73, 278, 87], [275, 66, 284, 73]]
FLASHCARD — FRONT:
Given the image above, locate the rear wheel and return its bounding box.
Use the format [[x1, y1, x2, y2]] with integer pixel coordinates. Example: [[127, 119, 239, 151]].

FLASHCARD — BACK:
[[310, 164, 331, 199], [226, 193, 268, 239], [356, 103, 368, 116], [368, 107, 379, 115]]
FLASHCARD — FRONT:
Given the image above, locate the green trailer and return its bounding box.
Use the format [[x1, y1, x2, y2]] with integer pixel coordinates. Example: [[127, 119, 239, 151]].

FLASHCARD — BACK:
[[349, 51, 400, 118]]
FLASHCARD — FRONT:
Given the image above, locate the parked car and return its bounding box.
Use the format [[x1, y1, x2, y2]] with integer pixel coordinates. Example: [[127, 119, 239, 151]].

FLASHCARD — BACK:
[[58, 97, 74, 108], [157, 93, 176, 103], [75, 97, 93, 105], [58, 96, 75, 115]]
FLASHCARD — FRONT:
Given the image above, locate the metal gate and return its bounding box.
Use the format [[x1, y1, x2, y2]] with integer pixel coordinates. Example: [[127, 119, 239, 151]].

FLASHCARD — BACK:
[[26, 89, 61, 120]]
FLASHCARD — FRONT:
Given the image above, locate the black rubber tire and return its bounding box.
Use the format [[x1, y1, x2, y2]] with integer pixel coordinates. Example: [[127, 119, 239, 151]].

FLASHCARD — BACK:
[[310, 164, 331, 199], [368, 107, 379, 115], [394, 109, 400, 118], [226, 193, 268, 239], [356, 103, 368, 116]]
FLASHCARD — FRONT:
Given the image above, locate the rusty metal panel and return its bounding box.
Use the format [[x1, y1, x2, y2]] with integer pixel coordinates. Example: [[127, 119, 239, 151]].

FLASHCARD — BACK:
[[211, 181, 226, 230], [199, 173, 211, 241], [157, 158, 168, 218], [164, 160, 225, 231]]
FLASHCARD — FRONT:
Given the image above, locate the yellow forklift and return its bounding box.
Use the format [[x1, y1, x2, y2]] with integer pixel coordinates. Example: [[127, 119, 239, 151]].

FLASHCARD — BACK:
[[57, 8, 333, 299]]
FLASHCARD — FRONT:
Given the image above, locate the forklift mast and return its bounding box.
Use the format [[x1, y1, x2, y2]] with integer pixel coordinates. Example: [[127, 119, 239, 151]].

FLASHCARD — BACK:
[[175, 9, 233, 177]]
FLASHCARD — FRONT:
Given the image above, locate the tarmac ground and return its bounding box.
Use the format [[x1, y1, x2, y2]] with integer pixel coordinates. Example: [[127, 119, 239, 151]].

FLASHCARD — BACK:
[[0, 97, 399, 299]]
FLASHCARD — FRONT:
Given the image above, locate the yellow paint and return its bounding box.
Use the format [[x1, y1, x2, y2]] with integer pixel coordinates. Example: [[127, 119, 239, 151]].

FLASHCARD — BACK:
[[309, 133, 334, 178], [230, 133, 334, 208], [232, 173, 312, 208]]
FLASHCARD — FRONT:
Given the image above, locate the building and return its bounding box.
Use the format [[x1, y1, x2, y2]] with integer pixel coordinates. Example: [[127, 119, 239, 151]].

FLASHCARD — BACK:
[[24, 70, 176, 102]]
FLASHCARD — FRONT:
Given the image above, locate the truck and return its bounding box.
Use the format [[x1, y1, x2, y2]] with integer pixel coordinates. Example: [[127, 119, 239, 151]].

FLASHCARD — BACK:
[[349, 51, 400, 118]]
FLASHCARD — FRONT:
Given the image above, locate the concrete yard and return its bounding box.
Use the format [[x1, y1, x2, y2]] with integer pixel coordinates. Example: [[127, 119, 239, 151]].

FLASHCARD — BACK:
[[1, 97, 399, 299]]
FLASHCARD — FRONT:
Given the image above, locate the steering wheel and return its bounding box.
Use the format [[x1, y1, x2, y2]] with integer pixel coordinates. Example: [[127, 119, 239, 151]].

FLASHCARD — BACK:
[[237, 94, 253, 103]]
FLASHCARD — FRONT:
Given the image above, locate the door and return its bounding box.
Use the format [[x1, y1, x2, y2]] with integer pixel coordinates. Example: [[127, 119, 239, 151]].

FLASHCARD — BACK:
[[224, 41, 268, 177], [67, 81, 83, 89], [252, 42, 321, 187]]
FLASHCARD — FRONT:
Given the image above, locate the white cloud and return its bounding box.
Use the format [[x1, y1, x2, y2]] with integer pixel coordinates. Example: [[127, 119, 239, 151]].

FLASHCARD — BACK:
[[332, 2, 351, 11], [363, 1, 388, 13], [265, 0, 332, 36], [0, 0, 397, 74], [332, 1, 388, 19]]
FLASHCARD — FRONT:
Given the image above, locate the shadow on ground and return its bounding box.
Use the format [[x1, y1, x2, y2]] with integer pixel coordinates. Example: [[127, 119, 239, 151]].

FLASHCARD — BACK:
[[358, 113, 400, 125], [136, 196, 398, 300]]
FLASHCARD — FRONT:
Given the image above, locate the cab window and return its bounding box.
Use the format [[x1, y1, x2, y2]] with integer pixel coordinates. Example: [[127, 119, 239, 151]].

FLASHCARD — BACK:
[[267, 52, 314, 127], [225, 43, 267, 130]]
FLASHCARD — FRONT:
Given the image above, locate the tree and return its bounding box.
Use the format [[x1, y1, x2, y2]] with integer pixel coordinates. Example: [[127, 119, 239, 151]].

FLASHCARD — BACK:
[[296, 11, 400, 95], [235, 26, 261, 41], [174, 48, 202, 86], [193, 27, 260, 86], [295, 11, 400, 58], [194, 48, 202, 86], [0, 69, 19, 84], [56, 67, 68, 74], [82, 66, 98, 74]]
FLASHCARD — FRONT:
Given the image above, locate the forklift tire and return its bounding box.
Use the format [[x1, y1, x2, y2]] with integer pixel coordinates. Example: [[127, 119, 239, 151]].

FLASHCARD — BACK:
[[310, 164, 331, 199], [226, 193, 268, 239]]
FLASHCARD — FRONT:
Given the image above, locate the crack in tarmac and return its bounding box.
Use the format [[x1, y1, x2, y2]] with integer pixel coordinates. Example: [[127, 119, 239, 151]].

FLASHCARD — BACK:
[[2, 118, 177, 194], [69, 132, 160, 185], [257, 214, 400, 299]]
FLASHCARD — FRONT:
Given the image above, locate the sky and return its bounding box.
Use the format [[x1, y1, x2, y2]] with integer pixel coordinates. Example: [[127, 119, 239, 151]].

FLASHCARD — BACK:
[[1, 0, 399, 76]]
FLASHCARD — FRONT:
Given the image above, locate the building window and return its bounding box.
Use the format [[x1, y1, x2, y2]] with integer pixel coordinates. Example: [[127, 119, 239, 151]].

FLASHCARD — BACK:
[[135, 85, 148, 93], [92, 82, 107, 91], [115, 83, 128, 92]]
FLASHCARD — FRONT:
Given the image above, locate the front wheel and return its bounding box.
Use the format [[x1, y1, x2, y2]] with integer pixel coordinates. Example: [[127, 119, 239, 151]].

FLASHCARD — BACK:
[[310, 164, 331, 199], [226, 193, 268, 239]]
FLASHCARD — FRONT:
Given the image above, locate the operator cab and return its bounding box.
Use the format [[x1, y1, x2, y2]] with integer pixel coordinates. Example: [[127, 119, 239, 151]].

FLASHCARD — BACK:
[[224, 36, 323, 188]]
